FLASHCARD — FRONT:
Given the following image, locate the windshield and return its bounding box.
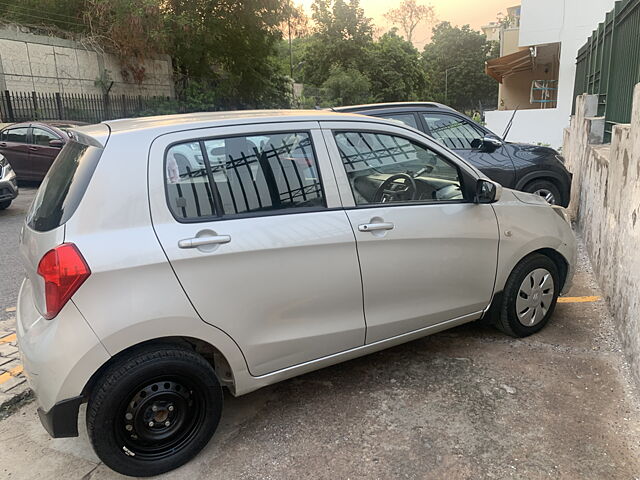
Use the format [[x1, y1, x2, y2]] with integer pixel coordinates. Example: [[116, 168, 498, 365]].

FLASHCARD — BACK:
[[26, 140, 103, 231]]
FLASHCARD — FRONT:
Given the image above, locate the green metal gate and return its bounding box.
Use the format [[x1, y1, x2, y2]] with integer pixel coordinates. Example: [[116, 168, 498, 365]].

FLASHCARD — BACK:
[[573, 0, 640, 141]]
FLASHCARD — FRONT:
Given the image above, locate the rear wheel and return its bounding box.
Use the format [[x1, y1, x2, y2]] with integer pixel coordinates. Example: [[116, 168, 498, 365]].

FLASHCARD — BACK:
[[86, 345, 223, 477], [495, 254, 560, 337], [0, 200, 11, 210], [523, 179, 562, 205]]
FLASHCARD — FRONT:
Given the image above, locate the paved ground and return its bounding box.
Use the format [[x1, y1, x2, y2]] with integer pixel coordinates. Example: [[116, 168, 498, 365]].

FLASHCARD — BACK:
[[0, 192, 639, 478], [0, 187, 36, 410]]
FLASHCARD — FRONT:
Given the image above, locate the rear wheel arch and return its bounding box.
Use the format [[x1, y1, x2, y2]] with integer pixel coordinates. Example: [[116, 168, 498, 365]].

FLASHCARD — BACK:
[[81, 336, 237, 400]]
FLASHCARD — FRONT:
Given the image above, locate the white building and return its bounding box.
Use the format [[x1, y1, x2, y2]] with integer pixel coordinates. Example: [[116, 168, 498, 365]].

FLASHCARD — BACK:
[[484, 0, 616, 148]]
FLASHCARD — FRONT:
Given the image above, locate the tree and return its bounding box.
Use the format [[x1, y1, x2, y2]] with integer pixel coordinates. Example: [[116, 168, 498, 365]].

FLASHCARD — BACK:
[[321, 65, 372, 106], [301, 0, 373, 85], [422, 22, 499, 111], [364, 30, 427, 102], [162, 0, 290, 108], [384, 0, 435, 45]]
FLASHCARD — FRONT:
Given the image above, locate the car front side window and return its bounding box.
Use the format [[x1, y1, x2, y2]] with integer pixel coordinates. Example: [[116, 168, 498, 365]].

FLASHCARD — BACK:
[[32, 127, 60, 146], [334, 131, 464, 205], [421, 113, 483, 150]]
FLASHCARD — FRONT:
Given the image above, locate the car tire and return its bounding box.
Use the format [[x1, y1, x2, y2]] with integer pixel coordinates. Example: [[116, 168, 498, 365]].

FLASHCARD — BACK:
[[495, 253, 560, 337], [86, 344, 223, 477], [0, 200, 11, 210], [523, 179, 562, 205]]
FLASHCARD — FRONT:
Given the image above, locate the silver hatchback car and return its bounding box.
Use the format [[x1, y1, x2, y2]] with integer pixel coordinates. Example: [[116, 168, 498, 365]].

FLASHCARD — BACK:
[[17, 111, 575, 477]]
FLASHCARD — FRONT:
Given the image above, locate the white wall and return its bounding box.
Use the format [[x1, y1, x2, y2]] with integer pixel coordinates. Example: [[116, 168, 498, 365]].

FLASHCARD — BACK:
[[485, 108, 566, 147], [487, 0, 616, 147]]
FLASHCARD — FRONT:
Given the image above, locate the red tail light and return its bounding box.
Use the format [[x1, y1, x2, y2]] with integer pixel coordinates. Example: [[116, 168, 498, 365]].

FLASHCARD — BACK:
[[37, 243, 91, 320]]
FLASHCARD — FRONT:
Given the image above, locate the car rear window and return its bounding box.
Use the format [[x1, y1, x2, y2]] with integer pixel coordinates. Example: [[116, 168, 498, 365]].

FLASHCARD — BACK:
[[26, 140, 103, 231]]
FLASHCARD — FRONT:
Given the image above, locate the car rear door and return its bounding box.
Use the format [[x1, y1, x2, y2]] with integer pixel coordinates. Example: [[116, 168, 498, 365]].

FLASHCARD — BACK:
[[29, 126, 63, 180], [321, 120, 499, 343], [149, 122, 365, 376], [419, 111, 517, 188], [0, 126, 31, 179]]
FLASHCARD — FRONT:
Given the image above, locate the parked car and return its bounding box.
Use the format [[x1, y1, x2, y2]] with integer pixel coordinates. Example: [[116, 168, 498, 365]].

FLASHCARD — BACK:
[[333, 102, 572, 206], [0, 154, 18, 209], [0, 121, 86, 181], [17, 111, 575, 477]]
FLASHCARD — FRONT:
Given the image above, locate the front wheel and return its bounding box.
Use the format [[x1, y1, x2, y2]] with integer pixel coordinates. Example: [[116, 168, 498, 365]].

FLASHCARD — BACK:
[[86, 345, 223, 477], [495, 253, 560, 337], [0, 200, 11, 210], [523, 179, 562, 205]]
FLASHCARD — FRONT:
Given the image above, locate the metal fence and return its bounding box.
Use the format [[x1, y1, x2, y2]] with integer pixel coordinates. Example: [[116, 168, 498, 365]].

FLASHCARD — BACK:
[[0, 90, 171, 124], [573, 0, 640, 141]]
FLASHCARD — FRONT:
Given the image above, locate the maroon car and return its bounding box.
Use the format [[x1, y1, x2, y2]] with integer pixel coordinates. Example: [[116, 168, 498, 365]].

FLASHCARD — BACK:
[[0, 121, 86, 181]]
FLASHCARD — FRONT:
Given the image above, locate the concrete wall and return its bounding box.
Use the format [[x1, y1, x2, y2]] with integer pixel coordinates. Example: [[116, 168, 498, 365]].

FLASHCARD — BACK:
[[487, 0, 616, 148], [0, 26, 174, 97], [564, 87, 640, 387]]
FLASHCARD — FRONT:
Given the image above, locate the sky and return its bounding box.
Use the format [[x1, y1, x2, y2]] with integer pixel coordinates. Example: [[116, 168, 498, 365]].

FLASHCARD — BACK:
[[298, 0, 517, 48]]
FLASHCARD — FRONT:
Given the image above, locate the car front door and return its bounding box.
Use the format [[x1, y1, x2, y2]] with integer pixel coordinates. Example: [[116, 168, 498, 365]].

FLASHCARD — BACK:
[[322, 121, 499, 343], [0, 126, 31, 179], [29, 126, 63, 180], [419, 111, 517, 188], [149, 122, 365, 376]]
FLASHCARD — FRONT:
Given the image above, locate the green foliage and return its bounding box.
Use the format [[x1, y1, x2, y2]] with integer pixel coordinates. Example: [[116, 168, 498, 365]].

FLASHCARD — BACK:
[[364, 30, 426, 102], [321, 66, 372, 106], [0, 0, 86, 33], [422, 22, 499, 110], [163, 0, 290, 108], [301, 0, 373, 86]]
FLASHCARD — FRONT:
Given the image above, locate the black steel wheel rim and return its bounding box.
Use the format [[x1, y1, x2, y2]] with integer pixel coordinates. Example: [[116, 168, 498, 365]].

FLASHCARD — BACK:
[[115, 375, 206, 461]]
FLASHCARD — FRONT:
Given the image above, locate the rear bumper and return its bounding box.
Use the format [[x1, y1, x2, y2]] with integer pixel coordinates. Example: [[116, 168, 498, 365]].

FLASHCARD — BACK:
[[16, 278, 110, 434], [37, 396, 83, 438]]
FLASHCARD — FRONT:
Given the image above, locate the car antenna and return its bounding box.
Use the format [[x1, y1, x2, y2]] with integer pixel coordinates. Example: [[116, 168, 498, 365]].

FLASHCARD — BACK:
[[502, 106, 519, 140]]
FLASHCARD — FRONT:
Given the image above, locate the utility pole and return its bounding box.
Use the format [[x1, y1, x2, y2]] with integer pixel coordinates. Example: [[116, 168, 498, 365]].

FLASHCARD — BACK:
[[444, 66, 459, 104], [288, 12, 295, 105]]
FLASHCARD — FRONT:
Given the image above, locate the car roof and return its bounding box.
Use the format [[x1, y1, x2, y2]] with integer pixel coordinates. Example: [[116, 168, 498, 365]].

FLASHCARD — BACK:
[[332, 102, 457, 113], [98, 109, 383, 135]]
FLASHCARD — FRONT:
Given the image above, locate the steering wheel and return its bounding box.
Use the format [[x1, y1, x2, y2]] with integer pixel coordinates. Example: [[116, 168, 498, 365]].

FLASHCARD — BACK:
[[373, 173, 418, 203]]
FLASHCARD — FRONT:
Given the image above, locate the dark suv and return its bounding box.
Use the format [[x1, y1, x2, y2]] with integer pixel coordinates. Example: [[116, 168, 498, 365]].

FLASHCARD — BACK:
[[334, 102, 572, 206]]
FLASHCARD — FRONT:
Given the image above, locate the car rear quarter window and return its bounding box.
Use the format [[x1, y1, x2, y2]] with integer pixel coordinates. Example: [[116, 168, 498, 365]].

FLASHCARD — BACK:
[[377, 113, 419, 130], [26, 140, 103, 231], [165, 132, 325, 221]]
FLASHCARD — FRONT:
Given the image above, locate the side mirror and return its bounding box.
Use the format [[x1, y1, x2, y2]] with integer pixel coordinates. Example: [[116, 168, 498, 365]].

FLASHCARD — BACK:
[[49, 139, 64, 148], [475, 179, 502, 204], [471, 136, 502, 153]]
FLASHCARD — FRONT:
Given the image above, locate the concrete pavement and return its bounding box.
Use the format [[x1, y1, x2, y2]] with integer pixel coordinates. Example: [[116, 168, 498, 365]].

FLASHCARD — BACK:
[[0, 188, 36, 413], [0, 237, 638, 479]]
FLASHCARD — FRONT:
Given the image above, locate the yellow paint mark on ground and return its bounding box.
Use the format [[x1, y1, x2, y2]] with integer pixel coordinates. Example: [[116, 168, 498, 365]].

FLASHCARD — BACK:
[[0, 365, 23, 385], [558, 296, 601, 303], [0, 333, 16, 344], [5, 307, 16, 312]]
